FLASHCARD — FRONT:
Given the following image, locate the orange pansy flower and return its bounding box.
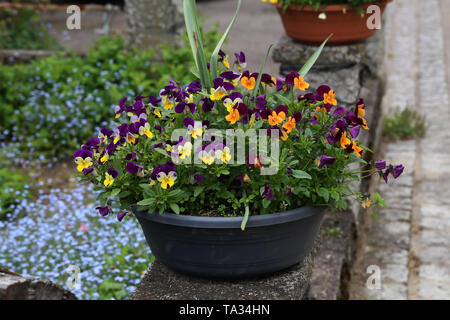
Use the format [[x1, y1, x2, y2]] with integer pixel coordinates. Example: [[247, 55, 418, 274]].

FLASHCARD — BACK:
[[294, 76, 309, 90], [241, 76, 256, 90], [268, 111, 286, 126], [225, 108, 240, 124], [282, 116, 296, 133], [352, 140, 363, 157], [340, 131, 351, 149], [324, 90, 337, 106]]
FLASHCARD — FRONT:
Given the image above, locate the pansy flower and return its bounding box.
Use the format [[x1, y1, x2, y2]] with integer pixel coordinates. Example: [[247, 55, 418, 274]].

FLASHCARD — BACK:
[[282, 116, 296, 133], [240, 71, 257, 90], [285, 71, 309, 91], [74, 150, 93, 172], [98, 126, 113, 143], [200, 150, 216, 165], [218, 50, 231, 69], [126, 132, 137, 145], [262, 185, 274, 201], [234, 51, 247, 70], [187, 81, 202, 94], [183, 117, 204, 139], [319, 155, 336, 168], [210, 78, 234, 101], [96, 206, 111, 217], [215, 146, 232, 164], [99, 152, 109, 164], [246, 153, 264, 169], [177, 141, 193, 160], [104, 167, 118, 187], [83, 168, 94, 176], [268, 105, 288, 126], [162, 95, 174, 110], [317, 85, 337, 106], [157, 171, 177, 190], [375, 160, 386, 170], [261, 73, 276, 87], [220, 71, 241, 83], [126, 161, 143, 176], [117, 212, 128, 222], [138, 122, 154, 139], [114, 97, 128, 118], [276, 77, 285, 91], [175, 101, 196, 114]]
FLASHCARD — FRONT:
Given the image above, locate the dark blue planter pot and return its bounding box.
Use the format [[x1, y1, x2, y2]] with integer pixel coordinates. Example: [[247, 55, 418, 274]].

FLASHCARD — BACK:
[[132, 206, 325, 278]]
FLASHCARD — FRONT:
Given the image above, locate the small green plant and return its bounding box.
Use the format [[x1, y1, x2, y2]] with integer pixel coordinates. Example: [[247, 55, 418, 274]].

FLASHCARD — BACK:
[[0, 169, 32, 220], [322, 226, 342, 238], [96, 278, 128, 300], [383, 108, 426, 141]]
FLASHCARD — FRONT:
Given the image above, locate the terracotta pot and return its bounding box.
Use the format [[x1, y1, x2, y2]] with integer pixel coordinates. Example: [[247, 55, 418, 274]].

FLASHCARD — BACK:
[[275, 1, 391, 45]]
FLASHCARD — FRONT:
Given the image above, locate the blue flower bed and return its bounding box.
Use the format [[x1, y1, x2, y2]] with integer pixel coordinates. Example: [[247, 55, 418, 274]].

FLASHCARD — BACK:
[[0, 181, 151, 300]]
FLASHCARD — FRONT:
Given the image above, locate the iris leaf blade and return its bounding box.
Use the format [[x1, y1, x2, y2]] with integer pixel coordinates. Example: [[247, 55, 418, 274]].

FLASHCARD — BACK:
[[298, 34, 333, 77], [210, 0, 242, 80]]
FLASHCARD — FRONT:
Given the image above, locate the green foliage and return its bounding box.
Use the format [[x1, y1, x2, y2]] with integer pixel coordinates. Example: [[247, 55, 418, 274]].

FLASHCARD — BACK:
[[383, 108, 426, 141], [0, 9, 61, 50], [322, 226, 342, 238], [0, 24, 221, 163], [0, 169, 32, 220], [96, 278, 128, 300]]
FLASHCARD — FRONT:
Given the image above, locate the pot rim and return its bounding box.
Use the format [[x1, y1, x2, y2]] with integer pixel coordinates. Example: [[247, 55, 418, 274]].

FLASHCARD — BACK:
[[132, 206, 326, 229], [273, 0, 391, 12]]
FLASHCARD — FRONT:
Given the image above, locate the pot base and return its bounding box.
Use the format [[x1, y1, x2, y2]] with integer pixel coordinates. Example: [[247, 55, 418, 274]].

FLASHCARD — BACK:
[[133, 207, 326, 278]]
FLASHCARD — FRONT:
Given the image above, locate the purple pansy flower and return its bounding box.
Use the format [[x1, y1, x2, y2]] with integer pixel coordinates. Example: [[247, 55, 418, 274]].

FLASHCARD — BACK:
[[263, 185, 274, 201], [96, 206, 111, 217], [126, 162, 143, 175], [319, 155, 336, 168]]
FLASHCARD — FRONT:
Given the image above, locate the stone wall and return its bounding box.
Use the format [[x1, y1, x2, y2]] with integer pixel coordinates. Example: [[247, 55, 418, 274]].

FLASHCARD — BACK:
[[124, 0, 184, 52]]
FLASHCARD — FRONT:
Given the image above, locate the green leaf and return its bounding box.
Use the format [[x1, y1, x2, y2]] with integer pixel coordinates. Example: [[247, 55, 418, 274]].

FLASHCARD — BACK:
[[317, 188, 330, 202], [194, 186, 205, 197], [373, 192, 387, 207], [153, 147, 170, 158], [252, 44, 274, 98], [137, 198, 153, 206], [299, 34, 333, 77], [292, 170, 312, 180], [183, 0, 211, 88], [241, 203, 250, 231], [110, 188, 121, 197], [272, 92, 291, 105], [169, 203, 180, 215], [210, 0, 242, 79]]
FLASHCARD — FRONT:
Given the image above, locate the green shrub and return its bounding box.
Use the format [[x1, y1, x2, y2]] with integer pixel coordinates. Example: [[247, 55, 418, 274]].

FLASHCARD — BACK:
[[0, 24, 221, 163], [0, 169, 32, 220], [383, 108, 426, 141], [0, 8, 61, 50]]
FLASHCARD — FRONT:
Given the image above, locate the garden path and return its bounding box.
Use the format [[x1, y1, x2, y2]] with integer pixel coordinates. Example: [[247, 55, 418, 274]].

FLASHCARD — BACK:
[[350, 0, 450, 300]]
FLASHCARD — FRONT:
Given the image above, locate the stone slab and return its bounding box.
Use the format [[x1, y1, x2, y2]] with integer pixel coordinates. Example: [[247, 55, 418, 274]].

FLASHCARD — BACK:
[[130, 236, 321, 300]]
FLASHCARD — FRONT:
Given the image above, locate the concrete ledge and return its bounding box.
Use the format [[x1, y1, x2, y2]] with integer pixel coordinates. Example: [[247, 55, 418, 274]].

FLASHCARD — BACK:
[[130, 235, 322, 300]]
